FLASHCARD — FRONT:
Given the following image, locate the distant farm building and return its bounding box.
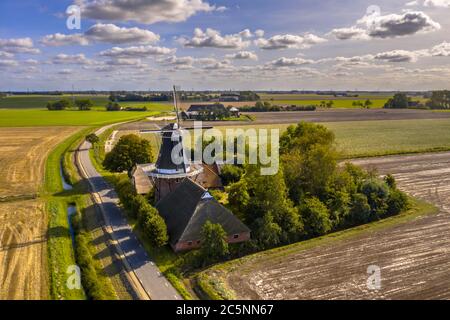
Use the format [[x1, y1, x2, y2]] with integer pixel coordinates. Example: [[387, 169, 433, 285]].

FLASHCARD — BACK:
[[182, 103, 234, 120], [220, 92, 240, 102]]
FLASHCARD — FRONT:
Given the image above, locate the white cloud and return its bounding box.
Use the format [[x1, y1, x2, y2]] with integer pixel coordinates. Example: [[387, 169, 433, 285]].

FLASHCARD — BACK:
[[0, 59, 18, 67], [85, 23, 159, 44], [255, 33, 326, 50], [269, 57, 314, 67], [255, 29, 265, 38], [406, 0, 450, 7], [42, 23, 159, 46], [374, 50, 420, 62], [77, 0, 218, 24], [99, 45, 175, 58], [0, 51, 14, 59], [330, 10, 440, 40], [429, 42, 450, 56], [225, 51, 258, 60], [0, 38, 40, 54], [41, 33, 88, 46], [51, 53, 93, 65], [180, 28, 251, 49]]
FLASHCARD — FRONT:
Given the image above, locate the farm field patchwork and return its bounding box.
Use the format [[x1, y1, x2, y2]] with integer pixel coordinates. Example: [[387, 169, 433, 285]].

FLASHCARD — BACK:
[[214, 118, 450, 158], [0, 127, 81, 300], [197, 152, 450, 300]]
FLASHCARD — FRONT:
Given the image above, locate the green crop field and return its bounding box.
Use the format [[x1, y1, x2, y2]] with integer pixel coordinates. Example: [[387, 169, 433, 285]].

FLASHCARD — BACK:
[[259, 93, 394, 101], [216, 118, 450, 158], [0, 94, 173, 111], [0, 109, 166, 127], [269, 99, 389, 108], [0, 95, 110, 109]]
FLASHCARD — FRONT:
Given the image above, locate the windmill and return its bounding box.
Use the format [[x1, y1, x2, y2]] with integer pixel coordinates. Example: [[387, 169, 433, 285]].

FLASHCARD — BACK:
[[140, 86, 211, 201]]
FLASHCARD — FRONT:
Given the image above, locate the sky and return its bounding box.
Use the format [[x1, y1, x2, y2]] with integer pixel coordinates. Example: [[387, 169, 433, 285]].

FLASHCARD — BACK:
[[1, 0, 450, 91]]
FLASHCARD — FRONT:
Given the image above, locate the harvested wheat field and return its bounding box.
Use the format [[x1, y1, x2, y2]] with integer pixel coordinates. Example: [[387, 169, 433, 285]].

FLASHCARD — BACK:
[[210, 152, 450, 300], [0, 127, 79, 198], [0, 200, 48, 299], [0, 127, 79, 300]]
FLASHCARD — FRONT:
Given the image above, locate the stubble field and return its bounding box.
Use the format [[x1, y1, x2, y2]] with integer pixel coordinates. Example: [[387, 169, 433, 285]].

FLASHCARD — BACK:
[[0, 127, 80, 300]]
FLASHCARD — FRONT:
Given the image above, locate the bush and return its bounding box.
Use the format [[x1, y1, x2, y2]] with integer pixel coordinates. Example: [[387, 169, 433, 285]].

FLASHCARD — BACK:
[[347, 193, 371, 226], [220, 165, 244, 186], [142, 207, 168, 247], [301, 197, 331, 237], [361, 179, 390, 218], [75, 99, 93, 111], [199, 221, 229, 266], [47, 99, 72, 110], [386, 189, 409, 216], [106, 102, 122, 111], [86, 133, 99, 145]]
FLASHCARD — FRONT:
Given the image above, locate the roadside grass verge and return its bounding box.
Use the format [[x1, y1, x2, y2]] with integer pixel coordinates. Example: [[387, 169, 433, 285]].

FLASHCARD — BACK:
[[195, 198, 438, 300], [44, 125, 119, 300], [89, 130, 194, 300]]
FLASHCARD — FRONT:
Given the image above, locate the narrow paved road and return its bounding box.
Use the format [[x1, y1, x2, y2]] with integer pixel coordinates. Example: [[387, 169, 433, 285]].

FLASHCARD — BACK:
[[77, 125, 181, 300]]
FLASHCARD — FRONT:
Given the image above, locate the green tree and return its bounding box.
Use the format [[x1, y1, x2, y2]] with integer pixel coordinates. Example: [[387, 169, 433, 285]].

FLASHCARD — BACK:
[[363, 99, 373, 109], [86, 133, 99, 145], [103, 134, 152, 173], [226, 179, 250, 219], [253, 213, 282, 249], [75, 99, 94, 111], [384, 93, 410, 109], [220, 164, 244, 186], [426, 90, 450, 109], [46, 99, 72, 110], [346, 193, 371, 226], [301, 197, 331, 237], [142, 206, 168, 247], [200, 221, 229, 265]]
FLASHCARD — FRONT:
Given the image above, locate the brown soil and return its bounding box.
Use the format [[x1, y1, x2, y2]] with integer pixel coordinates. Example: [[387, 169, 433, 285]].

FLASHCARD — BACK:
[[224, 152, 450, 300]]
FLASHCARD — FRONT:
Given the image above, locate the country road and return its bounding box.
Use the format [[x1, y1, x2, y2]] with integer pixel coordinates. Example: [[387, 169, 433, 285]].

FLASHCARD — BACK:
[[76, 124, 181, 300], [225, 152, 450, 300]]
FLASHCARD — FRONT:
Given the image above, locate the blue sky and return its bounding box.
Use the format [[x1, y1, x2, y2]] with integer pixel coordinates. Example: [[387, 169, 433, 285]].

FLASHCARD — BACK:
[[1, 0, 450, 91]]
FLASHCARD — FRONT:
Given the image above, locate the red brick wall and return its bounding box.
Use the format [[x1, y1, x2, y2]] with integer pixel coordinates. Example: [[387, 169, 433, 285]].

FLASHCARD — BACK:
[[173, 231, 251, 252]]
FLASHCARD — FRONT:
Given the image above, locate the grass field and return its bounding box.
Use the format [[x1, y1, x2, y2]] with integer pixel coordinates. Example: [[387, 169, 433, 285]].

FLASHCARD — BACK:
[[215, 118, 450, 158], [0, 95, 173, 111], [258, 93, 394, 101], [0, 109, 166, 127], [269, 99, 389, 108]]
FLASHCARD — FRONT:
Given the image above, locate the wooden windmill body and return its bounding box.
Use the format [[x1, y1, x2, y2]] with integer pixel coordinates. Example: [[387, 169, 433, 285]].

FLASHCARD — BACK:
[[141, 86, 206, 201]]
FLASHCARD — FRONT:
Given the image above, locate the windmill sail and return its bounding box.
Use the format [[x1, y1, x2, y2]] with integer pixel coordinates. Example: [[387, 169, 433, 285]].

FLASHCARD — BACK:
[[173, 85, 181, 128]]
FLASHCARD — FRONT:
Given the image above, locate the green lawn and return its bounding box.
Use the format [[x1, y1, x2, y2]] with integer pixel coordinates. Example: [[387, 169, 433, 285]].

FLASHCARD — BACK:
[[0, 109, 164, 127], [216, 118, 450, 158]]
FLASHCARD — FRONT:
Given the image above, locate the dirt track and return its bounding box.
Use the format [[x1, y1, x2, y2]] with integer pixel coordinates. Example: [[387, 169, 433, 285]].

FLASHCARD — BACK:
[[224, 152, 450, 300]]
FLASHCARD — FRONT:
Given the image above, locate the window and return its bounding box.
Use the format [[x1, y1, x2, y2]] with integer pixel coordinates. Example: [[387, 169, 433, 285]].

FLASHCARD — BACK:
[[187, 241, 193, 246], [197, 240, 201, 244], [233, 234, 239, 239]]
